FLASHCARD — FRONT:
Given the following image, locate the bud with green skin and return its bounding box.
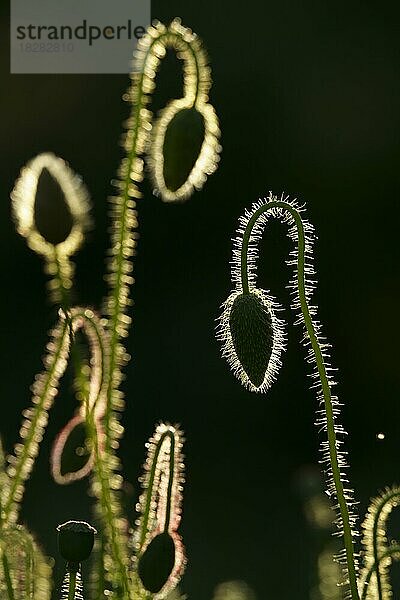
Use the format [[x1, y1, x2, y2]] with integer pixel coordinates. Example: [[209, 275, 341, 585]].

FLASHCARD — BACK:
[[138, 531, 176, 593], [161, 107, 205, 193], [229, 292, 274, 388], [218, 288, 285, 393], [149, 97, 220, 203]]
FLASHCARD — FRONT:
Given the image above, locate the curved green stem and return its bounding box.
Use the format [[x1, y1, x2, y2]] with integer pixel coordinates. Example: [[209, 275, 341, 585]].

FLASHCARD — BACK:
[[99, 24, 204, 587], [104, 25, 203, 453], [370, 488, 400, 600], [163, 432, 175, 533], [138, 430, 175, 549], [360, 545, 400, 600], [240, 200, 359, 600]]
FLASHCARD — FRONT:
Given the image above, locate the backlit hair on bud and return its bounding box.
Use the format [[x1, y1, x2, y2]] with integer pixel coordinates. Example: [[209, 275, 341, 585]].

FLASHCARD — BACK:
[[218, 288, 285, 393], [133, 18, 220, 203], [217, 193, 359, 599], [11, 153, 90, 305]]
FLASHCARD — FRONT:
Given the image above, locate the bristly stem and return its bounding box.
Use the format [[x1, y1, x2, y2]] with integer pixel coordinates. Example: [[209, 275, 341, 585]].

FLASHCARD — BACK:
[[239, 197, 359, 600], [51, 246, 72, 311], [67, 570, 76, 600], [3, 317, 70, 525], [163, 432, 176, 533], [138, 429, 175, 550], [100, 22, 208, 592], [104, 19, 206, 456], [1, 551, 16, 600]]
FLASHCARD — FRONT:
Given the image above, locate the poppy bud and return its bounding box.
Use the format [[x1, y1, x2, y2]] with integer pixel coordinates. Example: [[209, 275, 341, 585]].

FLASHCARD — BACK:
[[34, 167, 74, 245], [161, 106, 205, 193], [11, 152, 90, 259], [229, 292, 274, 388], [138, 531, 176, 594], [57, 520, 96, 564], [149, 98, 220, 202]]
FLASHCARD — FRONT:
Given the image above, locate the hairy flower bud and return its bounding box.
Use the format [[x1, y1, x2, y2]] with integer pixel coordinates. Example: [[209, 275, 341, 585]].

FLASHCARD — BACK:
[[218, 289, 285, 393], [229, 292, 274, 388], [149, 97, 220, 202], [138, 531, 176, 593]]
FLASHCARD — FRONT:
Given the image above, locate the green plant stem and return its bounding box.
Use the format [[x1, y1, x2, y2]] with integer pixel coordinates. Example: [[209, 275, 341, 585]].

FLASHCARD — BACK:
[[99, 26, 202, 586], [2, 318, 70, 525], [104, 26, 202, 452], [163, 432, 175, 533], [67, 569, 76, 600], [240, 200, 359, 600], [139, 430, 174, 549], [69, 311, 131, 597], [1, 551, 16, 600], [52, 247, 71, 312], [90, 415, 131, 597]]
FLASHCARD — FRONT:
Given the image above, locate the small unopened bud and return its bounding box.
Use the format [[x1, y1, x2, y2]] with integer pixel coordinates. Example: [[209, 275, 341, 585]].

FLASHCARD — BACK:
[[34, 167, 74, 245], [229, 292, 274, 388], [138, 531, 176, 594], [149, 97, 220, 202], [57, 520, 96, 564], [162, 107, 205, 193]]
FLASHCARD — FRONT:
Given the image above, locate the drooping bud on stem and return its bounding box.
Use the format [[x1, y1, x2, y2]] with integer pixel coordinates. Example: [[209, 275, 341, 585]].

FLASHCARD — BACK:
[[218, 289, 285, 393], [134, 424, 185, 598], [229, 292, 275, 388]]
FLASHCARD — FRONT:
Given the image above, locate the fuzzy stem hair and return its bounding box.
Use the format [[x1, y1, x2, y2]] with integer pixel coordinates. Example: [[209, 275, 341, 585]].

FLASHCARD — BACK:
[[232, 193, 359, 599]]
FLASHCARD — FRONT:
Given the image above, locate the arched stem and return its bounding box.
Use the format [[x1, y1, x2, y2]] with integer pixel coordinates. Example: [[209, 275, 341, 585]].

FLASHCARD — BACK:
[[104, 22, 204, 454], [138, 430, 176, 550], [163, 433, 176, 533], [240, 199, 359, 600], [360, 545, 400, 600]]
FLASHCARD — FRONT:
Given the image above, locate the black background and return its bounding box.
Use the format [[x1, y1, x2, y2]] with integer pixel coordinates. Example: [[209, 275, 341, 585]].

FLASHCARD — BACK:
[[1, 2, 400, 599]]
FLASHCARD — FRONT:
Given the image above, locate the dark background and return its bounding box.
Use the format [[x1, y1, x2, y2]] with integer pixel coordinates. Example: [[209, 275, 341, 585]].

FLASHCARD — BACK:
[[1, 1, 400, 599]]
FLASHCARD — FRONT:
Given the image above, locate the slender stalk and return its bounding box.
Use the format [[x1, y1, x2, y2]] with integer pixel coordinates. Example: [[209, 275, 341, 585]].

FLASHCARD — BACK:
[[3, 318, 70, 525], [89, 414, 131, 597], [163, 433, 175, 533], [372, 506, 384, 600], [1, 551, 16, 600], [104, 25, 203, 453], [67, 570, 76, 600], [52, 246, 72, 311], [138, 430, 174, 549], [240, 200, 359, 600], [99, 24, 204, 592], [363, 487, 400, 600]]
